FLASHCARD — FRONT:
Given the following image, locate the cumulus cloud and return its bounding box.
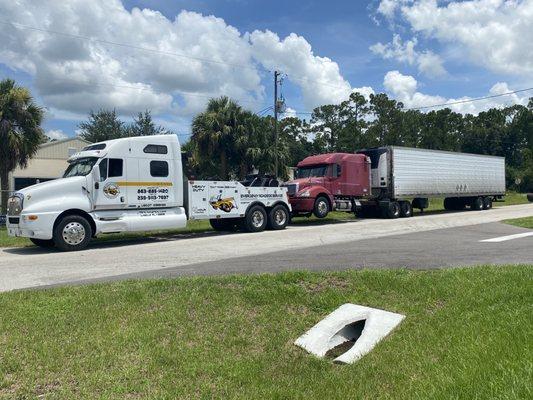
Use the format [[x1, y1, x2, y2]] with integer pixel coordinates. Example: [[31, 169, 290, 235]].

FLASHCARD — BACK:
[[249, 30, 352, 109], [383, 70, 529, 114], [399, 0, 533, 76], [370, 34, 446, 77], [45, 129, 68, 140], [0, 0, 356, 120]]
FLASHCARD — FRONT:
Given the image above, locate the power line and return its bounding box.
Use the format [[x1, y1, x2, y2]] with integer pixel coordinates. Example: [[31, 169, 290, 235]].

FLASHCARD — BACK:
[[43, 77, 267, 107], [285, 87, 533, 116], [0, 20, 365, 94], [0, 20, 263, 72], [405, 87, 533, 110]]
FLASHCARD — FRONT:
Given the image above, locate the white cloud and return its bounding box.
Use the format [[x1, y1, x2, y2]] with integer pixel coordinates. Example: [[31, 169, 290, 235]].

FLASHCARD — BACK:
[[352, 86, 376, 99], [370, 34, 446, 77], [377, 0, 403, 19], [282, 107, 297, 119], [383, 70, 530, 114], [0, 0, 356, 121], [46, 129, 68, 140], [249, 30, 352, 109], [400, 0, 533, 76]]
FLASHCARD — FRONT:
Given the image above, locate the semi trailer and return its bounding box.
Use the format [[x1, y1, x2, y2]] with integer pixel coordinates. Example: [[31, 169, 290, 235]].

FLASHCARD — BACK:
[[285, 146, 506, 219], [6, 135, 291, 251]]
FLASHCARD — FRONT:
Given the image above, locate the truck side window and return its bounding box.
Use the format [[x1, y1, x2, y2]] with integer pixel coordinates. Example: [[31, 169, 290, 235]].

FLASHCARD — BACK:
[[99, 159, 108, 181], [144, 145, 168, 154], [108, 159, 123, 178], [150, 161, 168, 177], [336, 164, 342, 177]]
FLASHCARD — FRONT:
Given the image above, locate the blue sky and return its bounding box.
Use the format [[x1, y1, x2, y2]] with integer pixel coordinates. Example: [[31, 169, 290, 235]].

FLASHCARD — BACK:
[[0, 0, 531, 140]]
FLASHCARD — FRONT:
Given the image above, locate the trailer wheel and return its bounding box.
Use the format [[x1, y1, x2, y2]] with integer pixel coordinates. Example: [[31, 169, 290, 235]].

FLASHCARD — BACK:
[[444, 197, 455, 210], [313, 196, 330, 218], [267, 205, 289, 230], [483, 197, 493, 210], [30, 238, 55, 248], [242, 205, 267, 232], [53, 215, 92, 251], [399, 201, 412, 218], [382, 201, 401, 219], [470, 197, 484, 211]]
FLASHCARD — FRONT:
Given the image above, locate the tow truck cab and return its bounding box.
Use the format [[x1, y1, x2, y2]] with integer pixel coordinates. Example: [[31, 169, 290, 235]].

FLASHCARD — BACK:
[[284, 153, 370, 218], [6, 135, 187, 251]]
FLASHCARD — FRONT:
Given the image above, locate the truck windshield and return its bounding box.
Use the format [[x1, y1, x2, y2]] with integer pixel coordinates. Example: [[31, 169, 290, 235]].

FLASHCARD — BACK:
[[296, 165, 328, 179], [63, 157, 98, 178]]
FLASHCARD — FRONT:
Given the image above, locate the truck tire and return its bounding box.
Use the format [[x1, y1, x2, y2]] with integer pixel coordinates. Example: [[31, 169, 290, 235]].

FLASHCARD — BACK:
[[267, 205, 289, 230], [483, 197, 493, 210], [470, 197, 484, 211], [242, 205, 267, 232], [399, 201, 412, 218], [313, 196, 330, 218], [53, 215, 92, 251], [30, 238, 55, 248], [209, 218, 238, 231], [382, 201, 401, 219], [444, 197, 455, 210]]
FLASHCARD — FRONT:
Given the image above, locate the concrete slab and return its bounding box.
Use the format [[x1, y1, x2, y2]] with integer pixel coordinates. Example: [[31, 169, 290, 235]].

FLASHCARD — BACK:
[[295, 303, 405, 364]]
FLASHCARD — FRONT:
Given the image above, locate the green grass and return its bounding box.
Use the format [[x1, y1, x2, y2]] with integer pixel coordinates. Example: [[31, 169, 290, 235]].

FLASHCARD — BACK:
[[0, 266, 531, 399], [1, 192, 529, 248], [504, 216, 533, 229]]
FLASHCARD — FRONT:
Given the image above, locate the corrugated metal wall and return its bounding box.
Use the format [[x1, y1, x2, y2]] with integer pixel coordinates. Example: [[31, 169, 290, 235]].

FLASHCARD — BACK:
[[36, 138, 89, 159], [392, 147, 506, 197]]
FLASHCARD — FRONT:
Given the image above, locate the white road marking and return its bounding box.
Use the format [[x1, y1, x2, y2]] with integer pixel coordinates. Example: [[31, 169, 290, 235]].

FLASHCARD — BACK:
[[480, 232, 533, 242]]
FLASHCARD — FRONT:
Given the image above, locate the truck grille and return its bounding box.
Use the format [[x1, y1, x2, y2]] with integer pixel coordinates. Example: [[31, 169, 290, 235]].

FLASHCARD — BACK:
[[283, 183, 299, 196], [7, 195, 22, 216]]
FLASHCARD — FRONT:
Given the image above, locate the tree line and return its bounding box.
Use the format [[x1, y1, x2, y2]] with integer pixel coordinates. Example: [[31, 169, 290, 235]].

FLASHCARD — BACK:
[[186, 93, 532, 191]]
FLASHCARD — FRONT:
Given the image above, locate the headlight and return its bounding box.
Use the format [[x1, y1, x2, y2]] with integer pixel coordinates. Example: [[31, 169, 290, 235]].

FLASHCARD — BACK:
[[297, 189, 311, 198], [7, 194, 23, 216]]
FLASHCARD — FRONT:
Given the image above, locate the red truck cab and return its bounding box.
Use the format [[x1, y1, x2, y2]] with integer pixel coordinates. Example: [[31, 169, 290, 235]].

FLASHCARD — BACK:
[[284, 153, 370, 218]]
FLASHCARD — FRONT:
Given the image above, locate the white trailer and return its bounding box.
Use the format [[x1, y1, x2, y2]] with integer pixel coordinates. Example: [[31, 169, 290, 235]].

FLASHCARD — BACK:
[[6, 135, 291, 251], [357, 146, 506, 218]]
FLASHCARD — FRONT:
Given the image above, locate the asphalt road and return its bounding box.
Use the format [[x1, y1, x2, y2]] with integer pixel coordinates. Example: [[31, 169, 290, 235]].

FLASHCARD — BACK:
[[1, 204, 532, 292]]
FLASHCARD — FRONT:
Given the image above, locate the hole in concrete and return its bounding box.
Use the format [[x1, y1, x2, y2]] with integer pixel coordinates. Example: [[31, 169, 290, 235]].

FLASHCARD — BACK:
[[325, 319, 366, 359]]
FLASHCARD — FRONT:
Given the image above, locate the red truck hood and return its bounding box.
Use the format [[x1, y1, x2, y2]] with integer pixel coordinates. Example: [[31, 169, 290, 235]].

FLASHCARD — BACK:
[[287, 177, 326, 191]]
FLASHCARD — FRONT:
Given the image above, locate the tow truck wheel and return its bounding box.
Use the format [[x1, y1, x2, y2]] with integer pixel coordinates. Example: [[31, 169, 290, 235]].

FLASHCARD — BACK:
[[267, 205, 289, 230], [483, 197, 493, 210], [313, 196, 330, 218], [30, 238, 55, 248], [242, 205, 267, 232], [53, 215, 92, 251], [399, 201, 412, 218]]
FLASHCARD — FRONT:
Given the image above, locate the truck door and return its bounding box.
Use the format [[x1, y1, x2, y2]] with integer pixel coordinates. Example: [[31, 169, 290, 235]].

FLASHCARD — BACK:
[[93, 157, 127, 210]]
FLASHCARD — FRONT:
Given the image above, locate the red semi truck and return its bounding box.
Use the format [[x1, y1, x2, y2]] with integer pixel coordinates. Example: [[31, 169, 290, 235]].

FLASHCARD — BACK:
[[284, 147, 506, 219]]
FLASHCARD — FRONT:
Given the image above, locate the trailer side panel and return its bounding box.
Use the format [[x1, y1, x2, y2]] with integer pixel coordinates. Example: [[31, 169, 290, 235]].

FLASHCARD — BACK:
[[391, 147, 505, 198]]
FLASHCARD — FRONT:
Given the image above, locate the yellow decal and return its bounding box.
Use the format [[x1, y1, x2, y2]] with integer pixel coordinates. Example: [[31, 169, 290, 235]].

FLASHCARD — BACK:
[[115, 182, 173, 187]]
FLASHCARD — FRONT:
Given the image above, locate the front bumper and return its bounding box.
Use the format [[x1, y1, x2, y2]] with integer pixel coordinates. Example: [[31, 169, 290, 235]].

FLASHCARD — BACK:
[[288, 196, 316, 213], [6, 212, 59, 240]]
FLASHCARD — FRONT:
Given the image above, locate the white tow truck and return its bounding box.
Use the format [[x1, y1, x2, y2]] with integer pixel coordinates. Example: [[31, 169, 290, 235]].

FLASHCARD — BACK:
[[6, 135, 291, 251]]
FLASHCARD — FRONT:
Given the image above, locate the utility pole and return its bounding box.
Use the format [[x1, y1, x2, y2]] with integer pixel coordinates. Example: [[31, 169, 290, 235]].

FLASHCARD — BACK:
[[274, 70, 280, 177]]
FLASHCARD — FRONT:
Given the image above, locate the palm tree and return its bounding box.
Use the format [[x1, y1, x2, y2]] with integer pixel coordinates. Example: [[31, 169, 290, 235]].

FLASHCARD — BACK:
[[190, 96, 243, 179], [0, 79, 45, 213]]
